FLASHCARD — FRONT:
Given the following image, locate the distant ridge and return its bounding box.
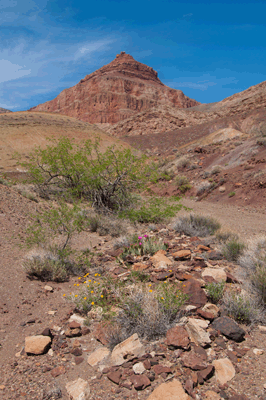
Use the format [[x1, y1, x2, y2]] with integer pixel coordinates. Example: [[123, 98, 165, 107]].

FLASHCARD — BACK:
[[30, 51, 200, 124], [0, 107, 12, 114]]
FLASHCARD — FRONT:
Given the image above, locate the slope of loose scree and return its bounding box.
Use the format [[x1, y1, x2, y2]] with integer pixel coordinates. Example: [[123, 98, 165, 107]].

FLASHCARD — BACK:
[[1, 182, 266, 399]]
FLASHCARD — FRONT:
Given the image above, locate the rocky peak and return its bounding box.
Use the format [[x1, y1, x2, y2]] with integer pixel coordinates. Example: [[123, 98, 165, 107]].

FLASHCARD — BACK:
[[80, 51, 161, 85], [31, 53, 200, 124]]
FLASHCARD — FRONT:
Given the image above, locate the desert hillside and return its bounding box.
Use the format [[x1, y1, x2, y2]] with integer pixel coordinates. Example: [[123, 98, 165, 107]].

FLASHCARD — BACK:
[[0, 111, 130, 171]]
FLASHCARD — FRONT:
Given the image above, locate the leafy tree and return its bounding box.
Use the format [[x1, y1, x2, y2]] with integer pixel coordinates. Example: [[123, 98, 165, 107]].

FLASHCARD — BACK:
[[22, 137, 152, 212]]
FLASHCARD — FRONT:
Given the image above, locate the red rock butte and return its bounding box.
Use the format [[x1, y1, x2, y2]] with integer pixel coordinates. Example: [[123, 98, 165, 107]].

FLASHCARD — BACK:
[[30, 52, 200, 124]]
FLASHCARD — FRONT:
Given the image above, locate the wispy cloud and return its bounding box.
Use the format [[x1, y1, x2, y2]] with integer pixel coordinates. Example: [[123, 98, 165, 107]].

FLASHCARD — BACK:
[[0, 59, 31, 84]]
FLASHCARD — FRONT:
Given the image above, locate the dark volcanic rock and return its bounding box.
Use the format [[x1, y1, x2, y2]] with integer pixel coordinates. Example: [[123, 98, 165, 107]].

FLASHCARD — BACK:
[[212, 316, 246, 342]]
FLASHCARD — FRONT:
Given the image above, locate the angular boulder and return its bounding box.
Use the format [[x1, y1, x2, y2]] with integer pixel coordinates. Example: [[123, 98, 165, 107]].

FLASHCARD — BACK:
[[111, 333, 145, 366], [25, 335, 51, 355], [165, 325, 190, 349], [213, 358, 235, 385], [211, 316, 245, 342], [87, 347, 110, 367], [185, 318, 211, 347]]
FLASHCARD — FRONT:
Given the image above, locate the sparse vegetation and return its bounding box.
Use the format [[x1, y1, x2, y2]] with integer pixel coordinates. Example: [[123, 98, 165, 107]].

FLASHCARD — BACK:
[[176, 155, 191, 169], [205, 281, 225, 304], [239, 237, 266, 306], [222, 238, 245, 261], [174, 175, 192, 193], [173, 213, 221, 237], [229, 191, 235, 198], [210, 165, 223, 175], [120, 234, 168, 258], [119, 196, 183, 224], [223, 292, 261, 324]]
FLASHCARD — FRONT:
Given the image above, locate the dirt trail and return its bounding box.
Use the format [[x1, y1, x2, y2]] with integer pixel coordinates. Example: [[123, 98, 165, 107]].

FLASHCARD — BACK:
[[181, 198, 266, 240]]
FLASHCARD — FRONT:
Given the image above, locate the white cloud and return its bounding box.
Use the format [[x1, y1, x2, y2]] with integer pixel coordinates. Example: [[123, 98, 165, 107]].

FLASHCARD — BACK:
[[0, 59, 31, 83]]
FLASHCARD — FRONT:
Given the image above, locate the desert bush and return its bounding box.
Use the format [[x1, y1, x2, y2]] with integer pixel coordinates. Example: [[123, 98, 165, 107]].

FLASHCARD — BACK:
[[113, 236, 131, 249], [239, 237, 266, 305], [113, 284, 187, 341], [175, 175, 192, 193], [195, 181, 211, 196], [121, 234, 168, 258], [210, 165, 223, 175], [23, 201, 91, 281], [120, 196, 183, 224], [222, 292, 261, 324], [173, 214, 221, 237], [228, 191, 235, 198], [216, 230, 239, 243], [21, 137, 151, 212], [24, 248, 85, 282], [222, 238, 245, 261], [205, 281, 225, 304], [176, 156, 191, 169]]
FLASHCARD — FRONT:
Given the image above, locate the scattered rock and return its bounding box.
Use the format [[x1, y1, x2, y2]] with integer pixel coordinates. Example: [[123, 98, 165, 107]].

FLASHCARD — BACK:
[[202, 267, 227, 282], [147, 379, 189, 399], [182, 279, 207, 307], [181, 352, 208, 370], [68, 314, 86, 327], [213, 358, 236, 385], [253, 348, 264, 355], [87, 347, 110, 367], [186, 318, 211, 347], [111, 333, 145, 366], [133, 362, 146, 374], [130, 374, 151, 390], [107, 370, 122, 384], [202, 303, 220, 318], [25, 335, 51, 355], [165, 325, 190, 349], [51, 366, 66, 377], [150, 250, 173, 268], [173, 250, 191, 260], [44, 285, 54, 292], [204, 390, 221, 399], [212, 316, 246, 342], [65, 378, 90, 400]]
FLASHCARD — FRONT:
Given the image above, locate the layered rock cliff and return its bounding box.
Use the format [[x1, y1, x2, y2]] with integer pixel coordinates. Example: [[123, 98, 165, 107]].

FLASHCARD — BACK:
[[30, 52, 200, 124]]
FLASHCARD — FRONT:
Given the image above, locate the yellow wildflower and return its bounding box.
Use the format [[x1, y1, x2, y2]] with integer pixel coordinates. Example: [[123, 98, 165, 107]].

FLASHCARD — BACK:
[[101, 295, 104, 298], [84, 297, 87, 300], [91, 290, 94, 294], [75, 295, 78, 298], [63, 294, 66, 297], [91, 302, 94, 305], [149, 290, 153, 293]]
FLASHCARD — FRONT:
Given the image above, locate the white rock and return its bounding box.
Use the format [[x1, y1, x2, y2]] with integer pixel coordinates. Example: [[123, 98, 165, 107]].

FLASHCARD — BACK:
[[185, 305, 197, 312], [48, 310, 56, 315], [48, 349, 54, 356], [87, 347, 110, 367], [68, 314, 86, 327], [185, 318, 211, 347], [44, 285, 53, 292], [213, 358, 235, 385], [253, 348, 264, 355], [133, 362, 146, 374], [258, 325, 266, 332], [66, 378, 90, 400], [191, 318, 210, 329], [111, 333, 145, 366], [202, 268, 227, 283]]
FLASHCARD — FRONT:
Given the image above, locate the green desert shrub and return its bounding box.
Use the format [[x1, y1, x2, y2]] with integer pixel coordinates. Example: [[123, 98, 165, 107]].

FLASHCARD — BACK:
[[222, 238, 245, 262], [175, 175, 192, 193], [173, 214, 221, 237], [20, 137, 152, 212], [205, 281, 225, 304], [120, 196, 183, 224]]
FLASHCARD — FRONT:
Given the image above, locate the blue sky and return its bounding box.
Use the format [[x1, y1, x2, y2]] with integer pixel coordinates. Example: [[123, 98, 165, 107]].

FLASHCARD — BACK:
[[1, 0, 266, 110]]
